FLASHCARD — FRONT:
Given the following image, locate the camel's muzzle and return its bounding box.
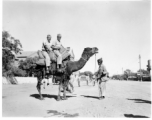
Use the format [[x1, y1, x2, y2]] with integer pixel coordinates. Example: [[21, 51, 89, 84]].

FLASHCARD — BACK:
[[92, 47, 99, 54]]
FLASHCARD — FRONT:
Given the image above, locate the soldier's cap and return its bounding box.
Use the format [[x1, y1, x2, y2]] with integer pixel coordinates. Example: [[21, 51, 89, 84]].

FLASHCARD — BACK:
[[97, 58, 103, 63], [57, 34, 62, 37]]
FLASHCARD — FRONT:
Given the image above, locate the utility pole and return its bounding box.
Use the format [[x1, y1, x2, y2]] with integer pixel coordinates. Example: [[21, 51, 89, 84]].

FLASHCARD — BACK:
[[94, 54, 96, 73], [122, 68, 123, 74], [139, 55, 142, 82]]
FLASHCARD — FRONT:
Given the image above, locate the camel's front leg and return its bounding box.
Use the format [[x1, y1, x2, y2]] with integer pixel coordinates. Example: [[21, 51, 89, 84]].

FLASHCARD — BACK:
[[57, 83, 61, 101], [62, 81, 68, 100], [63, 86, 67, 100]]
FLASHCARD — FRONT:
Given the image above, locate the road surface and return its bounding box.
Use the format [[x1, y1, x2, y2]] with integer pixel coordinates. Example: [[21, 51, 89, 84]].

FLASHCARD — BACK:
[[2, 80, 151, 117]]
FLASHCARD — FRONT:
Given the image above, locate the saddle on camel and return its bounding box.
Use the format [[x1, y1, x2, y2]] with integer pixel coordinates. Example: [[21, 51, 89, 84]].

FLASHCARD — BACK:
[[36, 45, 72, 76]]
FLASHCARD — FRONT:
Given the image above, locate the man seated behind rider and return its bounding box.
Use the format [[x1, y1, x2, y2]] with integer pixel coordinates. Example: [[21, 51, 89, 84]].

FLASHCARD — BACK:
[[51, 34, 63, 72], [66, 47, 75, 61], [42, 34, 52, 73]]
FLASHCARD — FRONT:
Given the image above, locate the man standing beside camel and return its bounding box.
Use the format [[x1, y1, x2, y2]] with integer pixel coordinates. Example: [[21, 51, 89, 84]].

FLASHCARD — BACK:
[[96, 58, 109, 100]]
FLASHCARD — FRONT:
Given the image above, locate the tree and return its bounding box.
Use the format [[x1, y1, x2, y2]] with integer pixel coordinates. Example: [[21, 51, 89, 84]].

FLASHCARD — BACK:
[[124, 69, 132, 80], [124, 69, 131, 74], [147, 60, 151, 73], [2, 31, 22, 54], [2, 31, 23, 77], [112, 75, 122, 80]]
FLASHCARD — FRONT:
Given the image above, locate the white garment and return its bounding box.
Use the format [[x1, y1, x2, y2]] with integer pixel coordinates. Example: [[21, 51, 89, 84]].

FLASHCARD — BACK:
[[42, 40, 52, 51], [68, 48, 75, 60], [51, 39, 62, 49]]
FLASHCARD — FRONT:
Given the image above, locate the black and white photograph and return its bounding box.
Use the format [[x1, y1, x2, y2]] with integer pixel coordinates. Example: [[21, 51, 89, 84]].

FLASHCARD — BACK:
[[2, 0, 151, 118]]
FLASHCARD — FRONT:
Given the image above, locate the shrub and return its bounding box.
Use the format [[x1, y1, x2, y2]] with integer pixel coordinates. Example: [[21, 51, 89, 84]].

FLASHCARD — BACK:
[[11, 66, 27, 77]]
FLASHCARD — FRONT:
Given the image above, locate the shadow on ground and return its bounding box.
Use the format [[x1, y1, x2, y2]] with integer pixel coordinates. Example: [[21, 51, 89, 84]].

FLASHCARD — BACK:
[[127, 98, 151, 104], [81, 95, 99, 99], [30, 94, 76, 100], [124, 114, 149, 118], [47, 110, 79, 117]]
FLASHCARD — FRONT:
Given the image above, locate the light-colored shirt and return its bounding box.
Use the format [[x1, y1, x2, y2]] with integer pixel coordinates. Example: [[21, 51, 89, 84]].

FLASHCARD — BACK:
[[97, 64, 108, 78], [42, 40, 52, 51], [51, 39, 62, 49], [67, 47, 75, 61]]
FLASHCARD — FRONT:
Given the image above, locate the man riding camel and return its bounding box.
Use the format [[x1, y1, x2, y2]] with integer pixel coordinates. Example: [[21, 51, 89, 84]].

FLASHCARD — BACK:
[[51, 34, 63, 72], [66, 47, 75, 61], [42, 34, 52, 74]]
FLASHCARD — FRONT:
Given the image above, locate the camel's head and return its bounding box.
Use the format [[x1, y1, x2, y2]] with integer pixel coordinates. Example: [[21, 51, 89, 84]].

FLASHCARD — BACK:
[[81, 47, 98, 60]]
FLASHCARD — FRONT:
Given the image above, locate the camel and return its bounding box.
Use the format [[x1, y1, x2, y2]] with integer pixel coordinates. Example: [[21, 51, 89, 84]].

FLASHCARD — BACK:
[[34, 47, 98, 101]]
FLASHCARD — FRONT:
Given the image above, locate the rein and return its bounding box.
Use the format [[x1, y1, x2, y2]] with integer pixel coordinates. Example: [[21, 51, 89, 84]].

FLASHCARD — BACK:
[[81, 57, 88, 62]]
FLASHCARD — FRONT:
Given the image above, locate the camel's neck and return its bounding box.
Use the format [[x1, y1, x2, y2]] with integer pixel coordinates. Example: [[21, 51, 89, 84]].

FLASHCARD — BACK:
[[67, 56, 89, 74], [76, 57, 88, 71]]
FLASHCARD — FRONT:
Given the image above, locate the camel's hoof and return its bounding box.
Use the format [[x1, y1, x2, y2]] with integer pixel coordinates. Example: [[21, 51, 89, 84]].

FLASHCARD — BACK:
[[57, 97, 61, 101], [62, 97, 67, 100], [39, 97, 44, 100], [57, 98, 61, 101], [70, 90, 74, 93]]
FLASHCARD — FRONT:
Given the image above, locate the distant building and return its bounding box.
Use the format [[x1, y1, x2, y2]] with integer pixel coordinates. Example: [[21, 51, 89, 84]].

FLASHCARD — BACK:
[[13, 51, 38, 67], [16, 51, 38, 61]]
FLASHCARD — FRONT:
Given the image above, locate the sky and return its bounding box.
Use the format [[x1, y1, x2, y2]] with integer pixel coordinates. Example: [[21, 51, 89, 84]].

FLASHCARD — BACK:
[[3, 0, 151, 76]]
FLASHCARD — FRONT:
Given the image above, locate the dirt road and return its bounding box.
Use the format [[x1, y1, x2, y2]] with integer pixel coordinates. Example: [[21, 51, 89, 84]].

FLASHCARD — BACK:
[[2, 80, 151, 117]]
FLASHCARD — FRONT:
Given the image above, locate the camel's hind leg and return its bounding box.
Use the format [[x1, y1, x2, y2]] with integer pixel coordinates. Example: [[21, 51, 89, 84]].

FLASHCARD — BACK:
[[63, 86, 67, 100], [36, 81, 44, 100], [57, 82, 62, 101], [36, 71, 44, 100]]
